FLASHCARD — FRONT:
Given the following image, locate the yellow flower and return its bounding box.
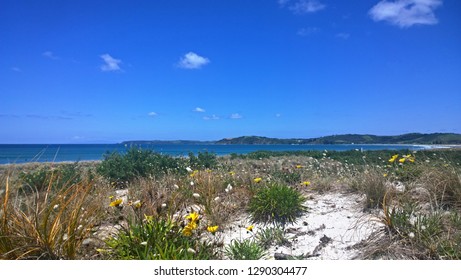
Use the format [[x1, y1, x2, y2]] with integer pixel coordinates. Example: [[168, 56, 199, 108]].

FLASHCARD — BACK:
[[388, 154, 399, 163], [383, 173, 388, 177], [296, 165, 303, 169], [109, 198, 123, 207], [109, 195, 114, 200], [186, 212, 200, 223], [408, 157, 415, 163], [207, 225, 219, 234], [229, 171, 235, 176], [182, 227, 193, 236], [190, 170, 199, 177], [302, 181, 311, 186], [246, 225, 254, 232], [253, 177, 262, 183], [399, 158, 406, 163], [182, 222, 198, 236]]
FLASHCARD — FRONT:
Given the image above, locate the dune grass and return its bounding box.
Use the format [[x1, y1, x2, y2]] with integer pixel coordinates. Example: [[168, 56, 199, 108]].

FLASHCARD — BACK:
[[1, 148, 460, 260]]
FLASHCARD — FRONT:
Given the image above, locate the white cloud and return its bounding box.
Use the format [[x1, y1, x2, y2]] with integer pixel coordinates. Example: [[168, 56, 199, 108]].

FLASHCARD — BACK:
[[178, 52, 210, 69], [42, 51, 59, 60], [230, 113, 243, 119], [193, 107, 206, 113], [100, 54, 122, 72], [297, 27, 320, 36], [203, 115, 219, 120], [369, 0, 443, 28], [336, 32, 351, 39], [283, 0, 326, 14], [275, 113, 282, 118], [148, 112, 157, 117], [12, 67, 21, 72]]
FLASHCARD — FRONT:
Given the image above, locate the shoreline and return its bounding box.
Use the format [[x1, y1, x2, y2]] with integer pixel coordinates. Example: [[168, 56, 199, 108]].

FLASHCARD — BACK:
[[1, 144, 460, 166]]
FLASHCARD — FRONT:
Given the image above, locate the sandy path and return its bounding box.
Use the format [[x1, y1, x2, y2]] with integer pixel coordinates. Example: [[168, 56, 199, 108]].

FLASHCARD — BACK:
[[221, 190, 383, 260]]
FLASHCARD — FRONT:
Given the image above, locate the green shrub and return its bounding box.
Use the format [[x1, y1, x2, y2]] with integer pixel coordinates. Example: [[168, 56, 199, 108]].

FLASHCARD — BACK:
[[105, 215, 217, 260], [248, 183, 307, 227], [225, 239, 266, 260], [188, 151, 218, 170], [97, 148, 186, 185]]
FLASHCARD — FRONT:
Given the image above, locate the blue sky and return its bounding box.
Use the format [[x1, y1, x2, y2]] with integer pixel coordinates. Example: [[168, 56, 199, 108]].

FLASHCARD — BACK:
[[1, 0, 460, 143]]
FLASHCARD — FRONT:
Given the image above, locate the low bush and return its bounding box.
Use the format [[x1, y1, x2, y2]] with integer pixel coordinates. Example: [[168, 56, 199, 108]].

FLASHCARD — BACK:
[[248, 183, 307, 227], [97, 148, 186, 186]]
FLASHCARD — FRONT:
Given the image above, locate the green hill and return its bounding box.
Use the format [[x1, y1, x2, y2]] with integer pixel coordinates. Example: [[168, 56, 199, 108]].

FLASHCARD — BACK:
[[215, 133, 461, 145]]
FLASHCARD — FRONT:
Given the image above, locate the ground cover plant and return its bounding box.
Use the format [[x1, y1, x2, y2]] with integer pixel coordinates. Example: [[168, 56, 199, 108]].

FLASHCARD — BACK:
[[1, 148, 460, 260]]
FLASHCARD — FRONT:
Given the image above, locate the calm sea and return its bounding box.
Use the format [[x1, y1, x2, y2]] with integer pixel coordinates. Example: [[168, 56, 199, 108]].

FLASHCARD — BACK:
[[0, 143, 431, 165]]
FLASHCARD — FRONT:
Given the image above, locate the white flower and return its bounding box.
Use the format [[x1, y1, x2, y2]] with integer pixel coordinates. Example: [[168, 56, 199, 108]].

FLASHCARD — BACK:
[[409, 232, 415, 238], [225, 184, 233, 193], [53, 204, 59, 210], [173, 184, 179, 189], [186, 167, 193, 173], [190, 181, 194, 186], [421, 225, 426, 230], [161, 203, 167, 208], [140, 241, 147, 246], [214, 197, 220, 202], [187, 248, 196, 254], [77, 225, 83, 231], [193, 193, 200, 198]]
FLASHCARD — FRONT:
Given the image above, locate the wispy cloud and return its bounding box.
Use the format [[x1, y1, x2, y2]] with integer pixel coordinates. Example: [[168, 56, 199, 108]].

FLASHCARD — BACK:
[[193, 107, 206, 113], [230, 113, 243, 119], [280, 0, 326, 14], [42, 51, 59, 60], [336, 32, 351, 39], [177, 52, 210, 69], [100, 54, 122, 72], [26, 114, 72, 120], [203, 115, 219, 120], [147, 112, 158, 117], [297, 27, 320, 36], [11, 67, 21, 72], [275, 113, 282, 118], [369, 0, 443, 28]]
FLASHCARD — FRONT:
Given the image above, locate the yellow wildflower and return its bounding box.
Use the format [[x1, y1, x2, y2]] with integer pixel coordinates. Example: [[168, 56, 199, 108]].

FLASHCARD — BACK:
[[182, 222, 198, 236], [383, 173, 388, 177], [186, 212, 200, 223], [296, 165, 303, 169], [388, 154, 399, 163], [207, 225, 219, 234], [182, 227, 193, 237], [254, 177, 262, 183], [399, 158, 406, 163], [109, 198, 123, 207], [302, 181, 311, 186], [246, 225, 254, 232], [190, 170, 199, 177], [229, 171, 235, 176]]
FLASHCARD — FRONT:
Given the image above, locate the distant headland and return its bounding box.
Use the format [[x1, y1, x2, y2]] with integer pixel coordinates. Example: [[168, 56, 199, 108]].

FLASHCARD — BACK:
[[121, 133, 461, 146]]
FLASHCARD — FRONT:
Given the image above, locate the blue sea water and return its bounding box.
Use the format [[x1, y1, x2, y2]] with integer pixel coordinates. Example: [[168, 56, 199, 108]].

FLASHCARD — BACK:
[[0, 143, 431, 165]]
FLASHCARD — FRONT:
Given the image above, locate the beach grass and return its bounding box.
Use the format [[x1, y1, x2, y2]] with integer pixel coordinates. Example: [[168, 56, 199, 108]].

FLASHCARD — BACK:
[[1, 148, 460, 260]]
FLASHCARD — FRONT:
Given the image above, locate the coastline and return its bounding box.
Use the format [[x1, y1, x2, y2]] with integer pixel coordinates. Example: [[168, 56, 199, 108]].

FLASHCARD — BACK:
[[1, 143, 461, 166]]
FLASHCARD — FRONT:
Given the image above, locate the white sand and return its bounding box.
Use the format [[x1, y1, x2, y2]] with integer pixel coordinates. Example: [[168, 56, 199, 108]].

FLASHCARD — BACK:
[[220, 190, 383, 260]]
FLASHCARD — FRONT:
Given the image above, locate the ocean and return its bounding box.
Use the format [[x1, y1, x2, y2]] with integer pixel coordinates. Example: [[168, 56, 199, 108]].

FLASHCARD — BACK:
[[0, 143, 431, 165]]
